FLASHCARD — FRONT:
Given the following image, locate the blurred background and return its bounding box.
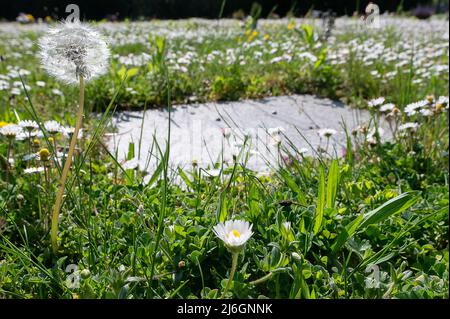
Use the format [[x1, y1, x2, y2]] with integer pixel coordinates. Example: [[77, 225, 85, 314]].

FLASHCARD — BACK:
[[2, 0, 449, 21]]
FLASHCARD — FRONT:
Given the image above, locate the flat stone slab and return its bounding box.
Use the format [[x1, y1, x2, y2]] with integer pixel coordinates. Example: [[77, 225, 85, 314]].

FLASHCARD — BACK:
[[108, 95, 389, 172]]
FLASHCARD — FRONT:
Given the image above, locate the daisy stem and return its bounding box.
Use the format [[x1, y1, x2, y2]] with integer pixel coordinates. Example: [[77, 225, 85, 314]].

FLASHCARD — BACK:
[[6, 139, 12, 183], [50, 76, 84, 254], [221, 252, 239, 299], [249, 272, 274, 285]]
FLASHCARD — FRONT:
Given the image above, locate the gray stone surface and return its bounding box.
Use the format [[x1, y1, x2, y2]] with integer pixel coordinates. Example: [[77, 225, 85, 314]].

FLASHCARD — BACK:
[[108, 95, 389, 172]]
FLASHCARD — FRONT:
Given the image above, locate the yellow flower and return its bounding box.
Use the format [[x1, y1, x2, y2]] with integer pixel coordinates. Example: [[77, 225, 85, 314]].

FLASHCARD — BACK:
[[264, 34, 270, 40], [287, 22, 296, 30], [26, 14, 35, 22], [245, 30, 251, 36], [32, 139, 41, 148], [0, 121, 10, 128], [39, 148, 51, 161], [252, 30, 258, 37]]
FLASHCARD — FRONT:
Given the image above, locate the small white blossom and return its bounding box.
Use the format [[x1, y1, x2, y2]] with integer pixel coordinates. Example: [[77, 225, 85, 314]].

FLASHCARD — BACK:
[[318, 128, 337, 138], [24, 167, 45, 174], [44, 120, 63, 134], [368, 97, 385, 108], [213, 220, 253, 253]]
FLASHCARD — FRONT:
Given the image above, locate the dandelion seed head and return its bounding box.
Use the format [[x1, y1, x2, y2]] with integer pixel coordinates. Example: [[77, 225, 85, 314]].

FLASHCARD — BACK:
[[38, 21, 110, 84]]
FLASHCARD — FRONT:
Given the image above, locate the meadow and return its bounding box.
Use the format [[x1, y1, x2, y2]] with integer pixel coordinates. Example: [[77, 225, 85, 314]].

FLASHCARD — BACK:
[[0, 15, 448, 299]]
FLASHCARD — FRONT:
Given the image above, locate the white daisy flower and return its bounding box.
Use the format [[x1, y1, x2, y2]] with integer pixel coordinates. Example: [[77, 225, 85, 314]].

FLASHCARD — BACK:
[[398, 122, 419, 132], [44, 120, 63, 134], [419, 108, 433, 117], [379, 103, 395, 113], [63, 126, 83, 139], [299, 147, 309, 155], [24, 167, 45, 174], [10, 87, 21, 95], [404, 100, 428, 116], [212, 220, 253, 253], [122, 158, 140, 170], [317, 128, 337, 138], [368, 97, 385, 108], [51, 88, 64, 96], [0, 124, 22, 138], [38, 21, 110, 84], [437, 96, 449, 106], [19, 120, 39, 131]]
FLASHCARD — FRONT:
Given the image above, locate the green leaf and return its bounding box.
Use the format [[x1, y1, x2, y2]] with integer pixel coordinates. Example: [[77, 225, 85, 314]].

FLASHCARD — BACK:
[[326, 159, 340, 209], [359, 192, 419, 229], [216, 193, 228, 223], [144, 161, 163, 188], [331, 192, 419, 253], [279, 169, 306, 204], [313, 166, 325, 234], [331, 213, 364, 253], [126, 67, 139, 78], [177, 167, 193, 189]]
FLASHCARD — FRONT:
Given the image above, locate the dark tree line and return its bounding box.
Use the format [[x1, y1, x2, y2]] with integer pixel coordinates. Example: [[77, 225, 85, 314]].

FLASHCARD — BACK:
[[2, 0, 446, 21]]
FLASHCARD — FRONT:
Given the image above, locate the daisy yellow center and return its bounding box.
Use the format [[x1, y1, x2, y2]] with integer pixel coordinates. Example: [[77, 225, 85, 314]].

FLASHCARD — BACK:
[[229, 229, 241, 238]]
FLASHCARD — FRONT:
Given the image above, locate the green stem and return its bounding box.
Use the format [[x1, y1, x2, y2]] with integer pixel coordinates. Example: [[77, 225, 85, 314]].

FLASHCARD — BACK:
[[221, 252, 239, 299], [249, 272, 273, 285], [6, 139, 12, 183], [50, 76, 84, 254]]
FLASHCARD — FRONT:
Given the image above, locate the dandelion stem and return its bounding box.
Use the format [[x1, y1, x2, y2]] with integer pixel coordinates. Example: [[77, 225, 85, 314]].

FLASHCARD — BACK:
[[50, 76, 84, 254], [221, 252, 239, 299]]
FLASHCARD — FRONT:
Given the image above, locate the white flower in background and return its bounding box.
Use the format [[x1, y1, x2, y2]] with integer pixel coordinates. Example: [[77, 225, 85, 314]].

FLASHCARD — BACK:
[[379, 103, 395, 113], [24, 167, 45, 174], [0, 80, 9, 90], [52, 88, 63, 96], [38, 21, 110, 84], [10, 88, 21, 95], [19, 120, 39, 131], [404, 100, 428, 116], [0, 124, 22, 138], [213, 220, 253, 253], [122, 158, 140, 170], [368, 97, 385, 108], [63, 126, 83, 139], [299, 147, 309, 155], [44, 120, 63, 134], [419, 108, 433, 117], [221, 127, 232, 140], [437, 96, 449, 106], [268, 127, 284, 146], [318, 128, 337, 139], [205, 169, 221, 177], [23, 153, 39, 161], [36, 81, 46, 87], [398, 122, 419, 132], [268, 127, 285, 135]]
